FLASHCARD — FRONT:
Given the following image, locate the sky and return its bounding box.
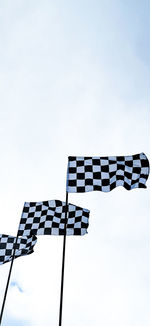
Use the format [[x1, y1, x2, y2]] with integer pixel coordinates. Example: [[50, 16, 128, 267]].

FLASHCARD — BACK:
[[0, 0, 150, 325]]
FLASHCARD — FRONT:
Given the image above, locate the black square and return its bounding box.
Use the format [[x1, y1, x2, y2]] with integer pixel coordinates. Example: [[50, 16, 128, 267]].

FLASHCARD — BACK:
[[77, 186, 85, 192], [85, 179, 93, 185], [77, 173, 85, 179], [93, 172, 101, 179], [85, 165, 93, 172], [102, 179, 109, 186], [93, 185, 101, 191], [92, 159, 100, 165], [69, 167, 76, 173], [77, 160, 84, 167], [68, 180, 77, 186], [101, 165, 109, 172]]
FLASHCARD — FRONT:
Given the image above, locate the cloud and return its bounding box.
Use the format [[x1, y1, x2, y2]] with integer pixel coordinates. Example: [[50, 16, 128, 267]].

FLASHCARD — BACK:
[[10, 281, 23, 293]]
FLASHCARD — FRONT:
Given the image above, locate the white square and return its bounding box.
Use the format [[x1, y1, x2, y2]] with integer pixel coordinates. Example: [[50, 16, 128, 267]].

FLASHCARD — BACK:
[[68, 217, 75, 224], [23, 230, 30, 236], [110, 175, 116, 183], [77, 166, 85, 173], [75, 222, 81, 228], [35, 211, 41, 217], [101, 159, 108, 166], [109, 164, 117, 172], [102, 185, 110, 192], [132, 173, 138, 180], [140, 153, 145, 159], [45, 221, 52, 228], [125, 166, 132, 173], [117, 161, 124, 165], [69, 173, 77, 180], [1, 238, 7, 243], [116, 180, 124, 186], [125, 156, 133, 161], [52, 228, 59, 235], [93, 165, 101, 172], [32, 223, 39, 229], [69, 160, 77, 167], [27, 217, 34, 224], [29, 207, 36, 213], [68, 204, 74, 212], [49, 200, 55, 207], [77, 180, 85, 187], [133, 159, 141, 167], [85, 172, 93, 179], [124, 177, 131, 185], [15, 250, 21, 257], [53, 216, 60, 223], [42, 205, 48, 210], [81, 229, 87, 235], [37, 229, 44, 235], [55, 205, 62, 213], [61, 213, 65, 219], [82, 216, 88, 223], [7, 243, 13, 250], [131, 182, 138, 189], [93, 179, 101, 186], [141, 167, 149, 174], [139, 177, 146, 185], [68, 186, 77, 192], [117, 170, 124, 176], [48, 209, 55, 216], [22, 212, 28, 219], [0, 250, 5, 255], [75, 210, 82, 217], [77, 157, 84, 161], [67, 229, 73, 235], [40, 215, 46, 222], [19, 243, 25, 250], [101, 172, 109, 179], [85, 185, 93, 192], [85, 159, 92, 166], [109, 156, 116, 161], [24, 202, 30, 207]]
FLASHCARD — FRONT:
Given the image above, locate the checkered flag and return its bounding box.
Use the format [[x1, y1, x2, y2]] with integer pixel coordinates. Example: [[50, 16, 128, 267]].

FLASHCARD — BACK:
[[66, 153, 149, 193], [0, 234, 37, 265], [18, 200, 90, 237]]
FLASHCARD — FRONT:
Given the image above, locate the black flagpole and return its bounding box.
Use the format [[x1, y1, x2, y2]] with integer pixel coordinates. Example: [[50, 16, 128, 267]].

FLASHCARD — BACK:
[[0, 233, 19, 325], [58, 191, 68, 326]]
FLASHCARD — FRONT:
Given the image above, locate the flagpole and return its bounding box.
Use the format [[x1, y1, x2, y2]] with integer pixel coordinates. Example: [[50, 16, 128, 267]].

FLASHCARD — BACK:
[[58, 191, 68, 326], [0, 234, 19, 325]]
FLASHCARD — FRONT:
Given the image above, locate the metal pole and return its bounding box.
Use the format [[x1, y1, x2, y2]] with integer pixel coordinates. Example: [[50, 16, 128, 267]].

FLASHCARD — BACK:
[[58, 191, 68, 326], [0, 234, 19, 325]]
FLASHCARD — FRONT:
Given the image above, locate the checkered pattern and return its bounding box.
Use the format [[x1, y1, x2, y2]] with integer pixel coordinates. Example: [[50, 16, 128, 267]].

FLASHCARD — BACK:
[[0, 234, 37, 265], [18, 200, 90, 237], [67, 153, 149, 192]]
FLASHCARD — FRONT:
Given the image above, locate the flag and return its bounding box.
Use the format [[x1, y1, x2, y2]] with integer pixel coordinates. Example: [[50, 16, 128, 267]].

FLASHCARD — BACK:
[[18, 200, 90, 237], [0, 234, 37, 265], [66, 152, 149, 192]]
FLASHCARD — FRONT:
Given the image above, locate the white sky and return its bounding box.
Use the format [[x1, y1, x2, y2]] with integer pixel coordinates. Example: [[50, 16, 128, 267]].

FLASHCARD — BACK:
[[0, 0, 150, 325]]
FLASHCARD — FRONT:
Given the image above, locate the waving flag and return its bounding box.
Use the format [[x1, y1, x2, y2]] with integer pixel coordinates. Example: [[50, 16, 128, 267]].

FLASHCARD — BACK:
[[0, 234, 37, 265], [66, 153, 149, 193], [18, 200, 90, 237]]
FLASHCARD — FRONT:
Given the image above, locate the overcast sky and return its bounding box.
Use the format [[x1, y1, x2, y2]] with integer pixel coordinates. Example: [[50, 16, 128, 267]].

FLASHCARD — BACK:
[[0, 0, 150, 325]]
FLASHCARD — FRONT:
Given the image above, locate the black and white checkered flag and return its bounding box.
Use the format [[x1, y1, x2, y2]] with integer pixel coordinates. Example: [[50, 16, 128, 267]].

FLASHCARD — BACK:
[[66, 153, 149, 193], [18, 200, 90, 237], [0, 234, 37, 265]]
